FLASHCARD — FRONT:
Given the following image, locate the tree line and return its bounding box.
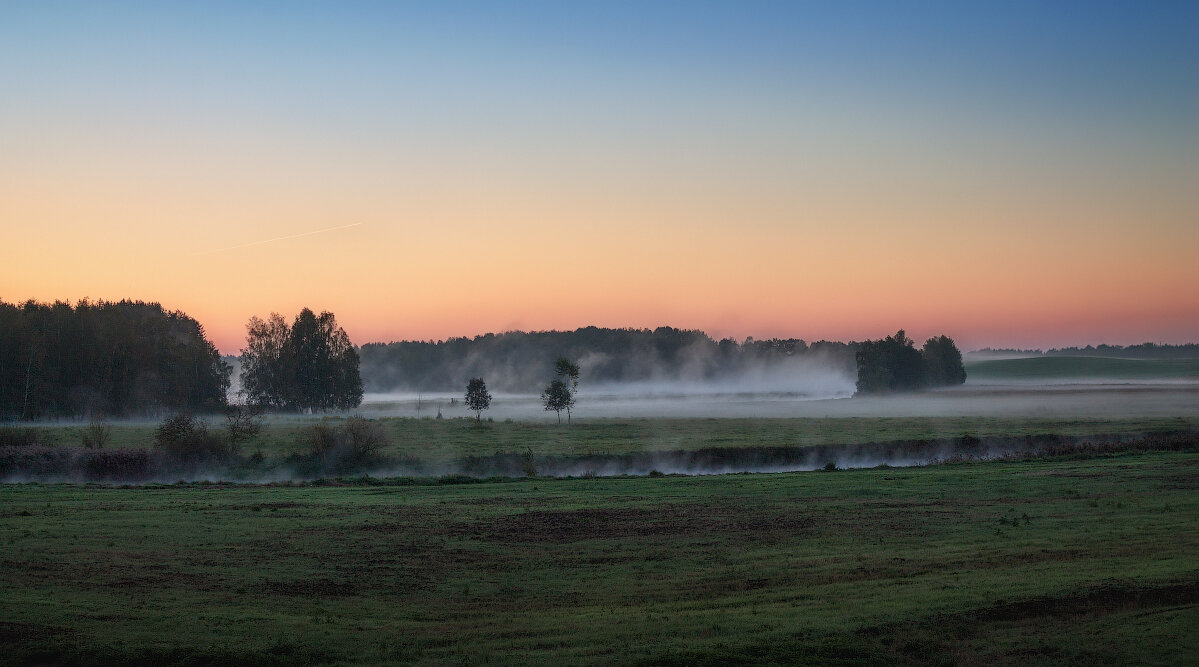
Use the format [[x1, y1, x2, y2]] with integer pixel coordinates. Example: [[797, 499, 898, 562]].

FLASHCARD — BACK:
[[972, 343, 1199, 360], [360, 327, 857, 393], [1, 295, 966, 420], [0, 300, 364, 420], [0, 299, 230, 419]]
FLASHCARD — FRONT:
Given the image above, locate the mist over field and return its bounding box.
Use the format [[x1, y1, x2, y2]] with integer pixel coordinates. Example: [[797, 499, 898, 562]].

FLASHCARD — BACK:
[[356, 327, 856, 394], [360, 382, 1199, 421]]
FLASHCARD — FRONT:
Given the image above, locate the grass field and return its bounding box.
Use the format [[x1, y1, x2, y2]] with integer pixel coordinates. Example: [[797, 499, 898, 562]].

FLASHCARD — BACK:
[[965, 356, 1199, 381], [19, 415, 1199, 462], [2, 451, 1197, 665]]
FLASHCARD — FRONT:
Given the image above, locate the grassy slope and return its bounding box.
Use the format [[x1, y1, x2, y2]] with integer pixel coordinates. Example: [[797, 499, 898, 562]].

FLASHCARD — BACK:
[[966, 356, 1199, 380], [2, 452, 1197, 665], [23, 415, 1199, 462]]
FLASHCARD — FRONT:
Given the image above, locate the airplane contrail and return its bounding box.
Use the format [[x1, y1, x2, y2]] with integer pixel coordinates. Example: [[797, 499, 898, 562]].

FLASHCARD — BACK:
[[193, 222, 364, 255]]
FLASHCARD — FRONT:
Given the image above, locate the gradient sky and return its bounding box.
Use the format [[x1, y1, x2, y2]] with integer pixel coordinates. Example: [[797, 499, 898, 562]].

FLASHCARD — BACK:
[[2, 1, 1196, 354]]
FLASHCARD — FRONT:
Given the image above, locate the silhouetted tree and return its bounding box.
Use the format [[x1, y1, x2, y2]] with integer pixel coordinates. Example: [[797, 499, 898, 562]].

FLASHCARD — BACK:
[[541, 379, 574, 424], [553, 357, 580, 422], [922, 335, 967, 386], [855, 330, 927, 394], [464, 377, 491, 421], [240, 314, 290, 409], [240, 308, 363, 411]]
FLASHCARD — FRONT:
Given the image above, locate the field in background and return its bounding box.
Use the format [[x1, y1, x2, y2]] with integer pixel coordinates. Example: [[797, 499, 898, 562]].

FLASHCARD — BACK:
[[965, 356, 1199, 382], [2, 452, 1196, 665]]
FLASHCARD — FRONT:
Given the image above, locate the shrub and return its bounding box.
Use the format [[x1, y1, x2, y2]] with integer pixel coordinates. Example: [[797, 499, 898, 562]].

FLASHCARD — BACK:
[[224, 405, 264, 452], [80, 419, 112, 449], [521, 447, 537, 477], [154, 414, 231, 460], [0, 426, 45, 448], [78, 449, 153, 480], [308, 417, 388, 465], [823, 461, 838, 472], [0, 445, 72, 478]]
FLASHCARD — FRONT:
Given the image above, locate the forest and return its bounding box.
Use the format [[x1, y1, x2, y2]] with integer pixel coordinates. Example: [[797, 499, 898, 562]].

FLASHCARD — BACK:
[[1, 300, 972, 418], [0, 299, 229, 420]]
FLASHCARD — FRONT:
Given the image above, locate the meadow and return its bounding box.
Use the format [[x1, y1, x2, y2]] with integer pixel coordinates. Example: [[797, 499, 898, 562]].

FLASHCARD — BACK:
[[964, 356, 1199, 381], [2, 451, 1196, 665], [17, 414, 1199, 463]]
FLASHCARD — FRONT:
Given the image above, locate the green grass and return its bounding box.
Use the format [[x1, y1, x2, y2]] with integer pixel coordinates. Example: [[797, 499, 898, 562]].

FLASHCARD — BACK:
[[2, 452, 1197, 665], [966, 356, 1199, 380], [21, 415, 1199, 463]]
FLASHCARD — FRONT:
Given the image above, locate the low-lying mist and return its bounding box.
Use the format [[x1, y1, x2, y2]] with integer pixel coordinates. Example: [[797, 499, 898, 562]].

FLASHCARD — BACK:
[[4, 431, 1195, 485], [359, 382, 1199, 421]]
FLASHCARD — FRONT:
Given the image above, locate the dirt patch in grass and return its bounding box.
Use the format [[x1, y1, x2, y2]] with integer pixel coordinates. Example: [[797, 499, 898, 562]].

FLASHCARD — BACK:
[[973, 579, 1199, 621], [857, 579, 1199, 664], [262, 577, 359, 597], [0, 620, 76, 644], [246, 501, 304, 510], [459, 504, 813, 543]]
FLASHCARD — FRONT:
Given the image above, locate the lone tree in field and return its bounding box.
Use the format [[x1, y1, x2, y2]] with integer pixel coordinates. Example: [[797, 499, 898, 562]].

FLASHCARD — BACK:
[[553, 357, 580, 423], [464, 377, 491, 421], [240, 308, 363, 411], [541, 378, 574, 424]]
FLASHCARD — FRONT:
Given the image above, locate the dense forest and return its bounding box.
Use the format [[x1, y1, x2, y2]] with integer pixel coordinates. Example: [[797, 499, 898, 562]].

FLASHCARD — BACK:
[[359, 327, 857, 392], [0, 299, 229, 419]]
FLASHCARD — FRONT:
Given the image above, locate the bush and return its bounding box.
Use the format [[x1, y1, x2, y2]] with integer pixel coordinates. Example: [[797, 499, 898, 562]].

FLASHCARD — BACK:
[[0, 445, 72, 478], [308, 417, 387, 465], [78, 449, 153, 480], [80, 419, 112, 449], [0, 426, 45, 447], [154, 414, 231, 461], [224, 405, 264, 452], [521, 447, 537, 477]]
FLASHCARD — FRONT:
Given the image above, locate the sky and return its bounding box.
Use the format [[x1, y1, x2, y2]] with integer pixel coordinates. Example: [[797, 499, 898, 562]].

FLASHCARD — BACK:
[[2, 1, 1196, 354]]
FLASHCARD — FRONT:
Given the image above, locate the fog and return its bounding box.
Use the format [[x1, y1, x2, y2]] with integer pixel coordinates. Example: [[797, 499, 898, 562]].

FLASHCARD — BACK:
[[359, 381, 1199, 421], [7, 369, 1197, 484], [6, 430, 1192, 485]]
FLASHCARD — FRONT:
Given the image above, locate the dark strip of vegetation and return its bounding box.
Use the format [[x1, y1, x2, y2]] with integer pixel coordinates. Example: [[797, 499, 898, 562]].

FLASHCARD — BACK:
[[3, 423, 1193, 484], [974, 342, 1199, 359], [0, 299, 229, 420]]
